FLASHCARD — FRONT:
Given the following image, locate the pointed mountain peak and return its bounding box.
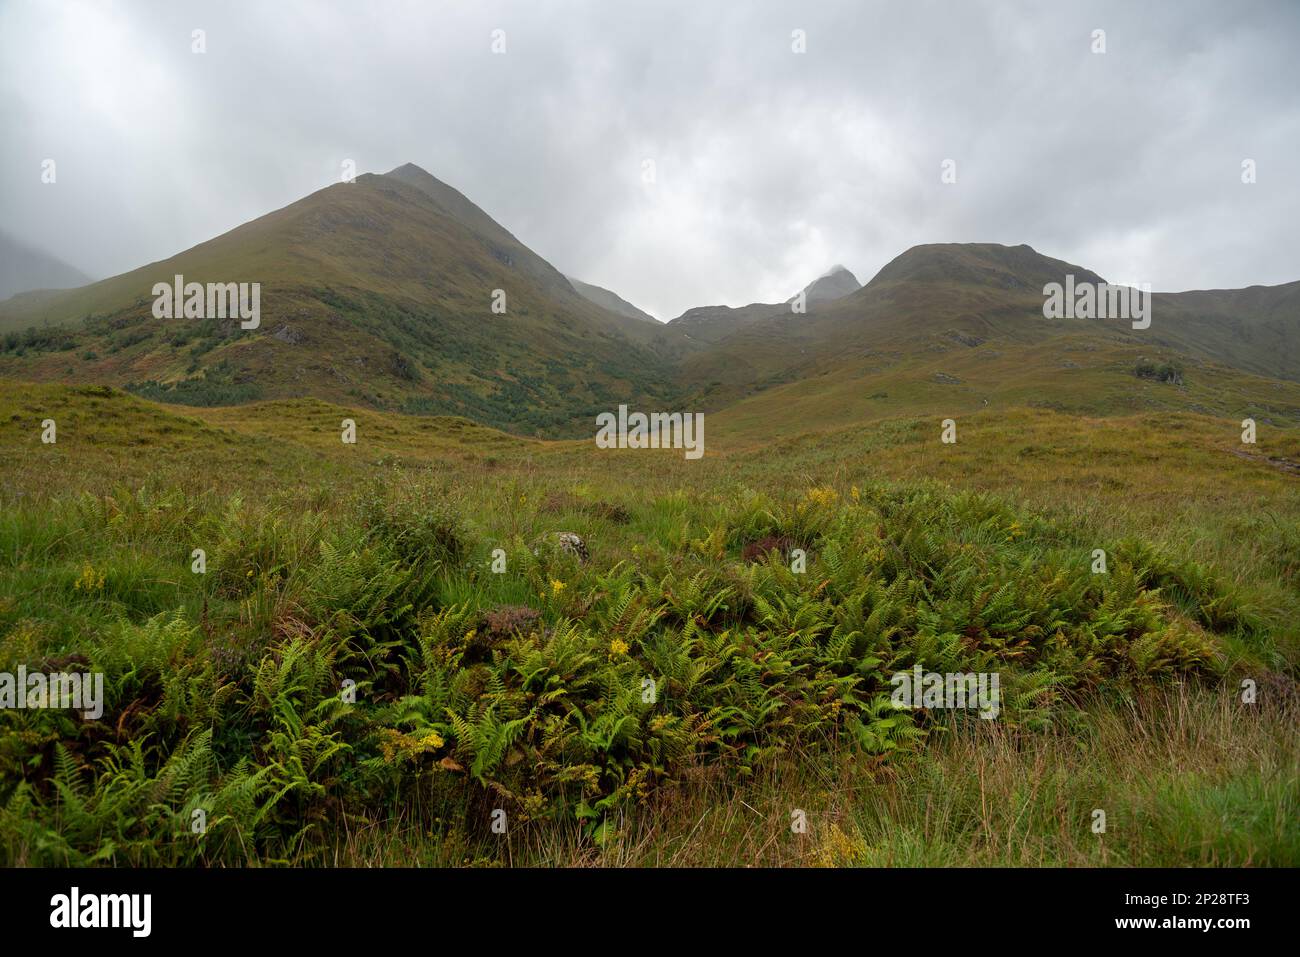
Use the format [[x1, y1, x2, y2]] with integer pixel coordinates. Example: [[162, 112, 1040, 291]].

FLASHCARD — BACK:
[[381, 162, 459, 196], [791, 263, 862, 305], [387, 162, 433, 177], [373, 163, 565, 289]]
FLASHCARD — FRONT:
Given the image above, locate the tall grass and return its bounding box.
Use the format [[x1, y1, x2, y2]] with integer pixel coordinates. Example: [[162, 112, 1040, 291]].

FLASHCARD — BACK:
[[1, 384, 1296, 867]]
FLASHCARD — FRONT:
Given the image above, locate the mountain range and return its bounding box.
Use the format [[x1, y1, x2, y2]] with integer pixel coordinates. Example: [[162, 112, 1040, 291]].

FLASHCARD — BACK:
[[2, 163, 1298, 437]]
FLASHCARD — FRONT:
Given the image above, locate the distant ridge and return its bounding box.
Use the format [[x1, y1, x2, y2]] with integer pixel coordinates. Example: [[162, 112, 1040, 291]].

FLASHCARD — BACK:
[[868, 243, 1105, 290], [0, 232, 92, 302], [566, 275, 660, 323], [667, 264, 863, 343]]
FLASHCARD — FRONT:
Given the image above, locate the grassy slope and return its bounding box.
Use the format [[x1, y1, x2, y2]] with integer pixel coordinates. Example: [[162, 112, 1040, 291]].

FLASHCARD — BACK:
[[0, 168, 685, 436], [673, 244, 1300, 416], [709, 332, 1300, 440]]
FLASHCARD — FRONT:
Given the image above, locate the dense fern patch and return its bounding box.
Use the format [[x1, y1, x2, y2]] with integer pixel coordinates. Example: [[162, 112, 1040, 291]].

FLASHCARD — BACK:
[[0, 482, 1257, 864]]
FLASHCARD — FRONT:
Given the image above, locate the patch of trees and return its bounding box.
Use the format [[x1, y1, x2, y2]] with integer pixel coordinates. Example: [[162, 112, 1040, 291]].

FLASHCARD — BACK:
[[126, 361, 262, 406], [1, 326, 78, 354], [1134, 358, 1185, 385]]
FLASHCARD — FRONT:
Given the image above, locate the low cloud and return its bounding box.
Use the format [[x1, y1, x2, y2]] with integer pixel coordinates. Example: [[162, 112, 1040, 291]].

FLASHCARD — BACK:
[[1, 0, 1296, 318]]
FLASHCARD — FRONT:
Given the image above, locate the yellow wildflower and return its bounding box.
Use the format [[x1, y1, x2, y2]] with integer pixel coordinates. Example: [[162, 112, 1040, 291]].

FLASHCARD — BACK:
[[805, 486, 839, 508], [73, 564, 105, 592], [551, 579, 566, 595], [610, 638, 629, 656]]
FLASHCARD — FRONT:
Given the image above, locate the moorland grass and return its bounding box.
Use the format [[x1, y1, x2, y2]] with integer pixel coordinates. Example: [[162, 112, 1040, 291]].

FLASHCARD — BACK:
[[0, 382, 1295, 866]]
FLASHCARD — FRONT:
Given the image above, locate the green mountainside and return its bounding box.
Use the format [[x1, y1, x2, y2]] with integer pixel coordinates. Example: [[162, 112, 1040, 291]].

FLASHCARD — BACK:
[[2, 170, 1297, 440], [0, 165, 682, 436]]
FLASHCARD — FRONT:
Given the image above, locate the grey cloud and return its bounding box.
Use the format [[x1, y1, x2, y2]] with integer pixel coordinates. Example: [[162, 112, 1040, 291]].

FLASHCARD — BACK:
[[1, 0, 1296, 320]]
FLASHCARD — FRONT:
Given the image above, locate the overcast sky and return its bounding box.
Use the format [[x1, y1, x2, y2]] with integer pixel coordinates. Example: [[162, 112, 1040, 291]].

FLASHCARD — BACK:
[[2, 0, 1297, 319]]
